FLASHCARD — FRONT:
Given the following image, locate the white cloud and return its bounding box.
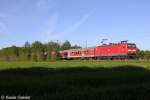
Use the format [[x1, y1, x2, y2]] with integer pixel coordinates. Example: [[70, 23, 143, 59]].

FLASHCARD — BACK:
[[63, 8, 96, 34], [54, 8, 96, 39], [46, 12, 58, 34], [40, 8, 96, 41], [40, 12, 59, 41]]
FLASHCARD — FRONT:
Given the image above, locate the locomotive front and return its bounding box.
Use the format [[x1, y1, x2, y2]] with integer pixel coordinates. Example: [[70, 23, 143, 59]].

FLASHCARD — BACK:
[[127, 43, 137, 58]]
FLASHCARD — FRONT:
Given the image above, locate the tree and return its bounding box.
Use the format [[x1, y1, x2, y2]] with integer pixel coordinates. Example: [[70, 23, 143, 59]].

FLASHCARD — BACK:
[[31, 41, 43, 52], [31, 41, 44, 61], [0, 40, 80, 61], [23, 41, 31, 61], [46, 41, 60, 61], [0, 46, 20, 61], [136, 49, 144, 59], [71, 45, 82, 49], [11, 46, 19, 57], [144, 50, 150, 60], [61, 40, 71, 50]]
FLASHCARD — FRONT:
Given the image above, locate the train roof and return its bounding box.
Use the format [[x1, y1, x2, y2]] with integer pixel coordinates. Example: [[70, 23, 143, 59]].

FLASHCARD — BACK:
[[97, 41, 135, 47], [60, 47, 96, 52], [59, 41, 136, 52]]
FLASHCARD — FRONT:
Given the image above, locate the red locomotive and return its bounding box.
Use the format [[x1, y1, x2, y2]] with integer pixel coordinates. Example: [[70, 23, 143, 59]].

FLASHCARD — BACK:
[[59, 41, 137, 60]]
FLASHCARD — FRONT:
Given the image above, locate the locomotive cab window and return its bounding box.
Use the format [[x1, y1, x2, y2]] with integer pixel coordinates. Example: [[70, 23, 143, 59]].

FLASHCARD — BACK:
[[128, 44, 136, 48]]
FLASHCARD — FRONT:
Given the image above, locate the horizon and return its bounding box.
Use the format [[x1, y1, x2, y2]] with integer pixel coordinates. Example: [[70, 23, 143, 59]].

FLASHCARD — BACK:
[[0, 0, 150, 50]]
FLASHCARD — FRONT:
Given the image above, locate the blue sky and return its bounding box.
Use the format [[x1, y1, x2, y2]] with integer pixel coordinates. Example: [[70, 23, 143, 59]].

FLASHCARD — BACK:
[[0, 0, 150, 50]]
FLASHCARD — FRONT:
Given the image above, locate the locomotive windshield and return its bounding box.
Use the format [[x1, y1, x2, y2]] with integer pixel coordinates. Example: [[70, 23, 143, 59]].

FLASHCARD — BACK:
[[128, 44, 136, 48]]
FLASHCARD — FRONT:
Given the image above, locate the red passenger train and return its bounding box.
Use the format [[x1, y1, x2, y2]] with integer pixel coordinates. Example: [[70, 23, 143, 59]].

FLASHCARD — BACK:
[[59, 41, 137, 60]]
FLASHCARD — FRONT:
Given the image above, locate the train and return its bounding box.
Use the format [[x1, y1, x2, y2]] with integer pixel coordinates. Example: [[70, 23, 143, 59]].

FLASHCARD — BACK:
[[59, 41, 137, 60]]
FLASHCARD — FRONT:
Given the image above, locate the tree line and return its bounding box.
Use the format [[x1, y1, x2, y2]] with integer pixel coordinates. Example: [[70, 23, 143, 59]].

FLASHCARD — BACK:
[[0, 41, 150, 61], [0, 40, 81, 61], [136, 49, 150, 60]]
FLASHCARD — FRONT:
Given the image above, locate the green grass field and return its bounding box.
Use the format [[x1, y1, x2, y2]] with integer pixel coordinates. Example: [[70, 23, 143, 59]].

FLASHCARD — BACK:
[[0, 60, 150, 100], [0, 60, 150, 69]]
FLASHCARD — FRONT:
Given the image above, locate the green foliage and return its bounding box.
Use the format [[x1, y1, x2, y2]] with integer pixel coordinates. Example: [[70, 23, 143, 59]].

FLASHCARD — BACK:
[[136, 49, 150, 60], [61, 40, 71, 50], [1, 40, 79, 61], [71, 45, 82, 49], [0, 46, 20, 61], [136, 49, 144, 59], [0, 40, 68, 62], [31, 53, 38, 62], [144, 51, 150, 59], [22, 42, 31, 61]]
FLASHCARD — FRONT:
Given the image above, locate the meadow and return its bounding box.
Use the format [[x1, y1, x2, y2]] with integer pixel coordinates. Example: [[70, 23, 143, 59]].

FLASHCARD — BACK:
[[0, 60, 150, 100]]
